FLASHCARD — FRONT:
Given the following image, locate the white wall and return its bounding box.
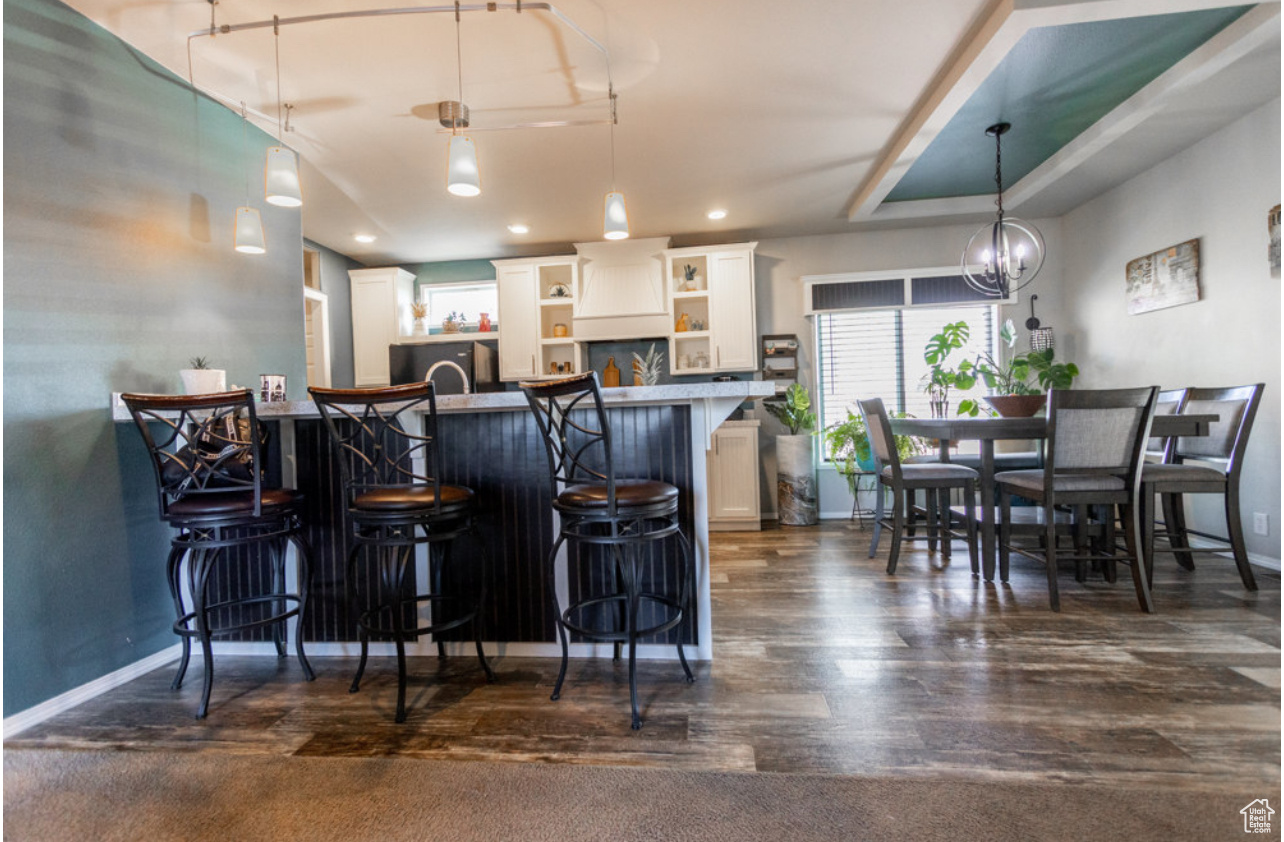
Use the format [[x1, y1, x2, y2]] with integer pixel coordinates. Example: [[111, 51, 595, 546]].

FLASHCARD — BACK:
[[750, 218, 1066, 516], [1059, 98, 1281, 561]]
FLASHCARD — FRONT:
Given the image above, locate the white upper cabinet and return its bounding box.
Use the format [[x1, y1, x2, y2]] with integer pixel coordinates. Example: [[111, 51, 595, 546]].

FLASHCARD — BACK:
[[665, 242, 758, 374], [492, 256, 580, 381], [349, 267, 415, 387]]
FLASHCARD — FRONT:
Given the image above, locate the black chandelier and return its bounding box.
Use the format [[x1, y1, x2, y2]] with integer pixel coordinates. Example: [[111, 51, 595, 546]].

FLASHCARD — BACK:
[[961, 122, 1045, 298]]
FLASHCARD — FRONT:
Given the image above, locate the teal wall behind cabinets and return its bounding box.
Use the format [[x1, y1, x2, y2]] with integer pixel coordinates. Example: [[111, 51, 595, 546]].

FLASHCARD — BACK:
[[4, 0, 307, 716]]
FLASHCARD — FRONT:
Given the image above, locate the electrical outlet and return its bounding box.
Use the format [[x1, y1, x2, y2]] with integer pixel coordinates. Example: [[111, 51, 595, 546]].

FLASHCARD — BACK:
[[1253, 512, 1269, 536]]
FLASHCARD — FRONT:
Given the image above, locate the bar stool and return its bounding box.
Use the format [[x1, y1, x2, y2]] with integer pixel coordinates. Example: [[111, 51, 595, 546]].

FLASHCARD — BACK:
[[122, 389, 315, 718], [521, 373, 694, 730], [309, 382, 494, 723]]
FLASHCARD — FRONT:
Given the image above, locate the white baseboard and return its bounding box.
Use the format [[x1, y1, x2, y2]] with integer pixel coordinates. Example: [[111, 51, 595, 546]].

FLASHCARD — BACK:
[[4, 644, 183, 737], [1185, 536, 1281, 572]]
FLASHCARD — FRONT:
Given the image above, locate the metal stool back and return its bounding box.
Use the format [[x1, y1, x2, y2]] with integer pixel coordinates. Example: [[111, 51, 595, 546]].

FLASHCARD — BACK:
[[122, 389, 314, 718], [522, 372, 694, 729], [309, 382, 494, 723]]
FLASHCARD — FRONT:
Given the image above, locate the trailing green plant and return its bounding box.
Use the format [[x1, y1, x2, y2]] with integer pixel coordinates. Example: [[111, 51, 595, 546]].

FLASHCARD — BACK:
[[825, 408, 929, 493], [956, 319, 1080, 416], [187, 356, 211, 370], [764, 383, 816, 436]]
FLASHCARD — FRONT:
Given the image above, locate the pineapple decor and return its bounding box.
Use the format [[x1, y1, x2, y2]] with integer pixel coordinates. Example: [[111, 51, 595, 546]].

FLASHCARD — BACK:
[[631, 343, 664, 387]]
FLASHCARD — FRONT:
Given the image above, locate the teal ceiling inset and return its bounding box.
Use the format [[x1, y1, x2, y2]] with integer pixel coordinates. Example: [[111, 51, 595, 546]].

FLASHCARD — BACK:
[[885, 6, 1252, 204]]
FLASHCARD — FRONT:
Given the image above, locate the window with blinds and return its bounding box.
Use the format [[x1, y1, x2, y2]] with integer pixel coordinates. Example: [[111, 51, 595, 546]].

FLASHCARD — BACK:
[[816, 304, 997, 457]]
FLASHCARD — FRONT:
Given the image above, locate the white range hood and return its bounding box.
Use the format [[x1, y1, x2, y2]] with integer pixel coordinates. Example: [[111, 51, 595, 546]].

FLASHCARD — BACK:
[[572, 237, 672, 341]]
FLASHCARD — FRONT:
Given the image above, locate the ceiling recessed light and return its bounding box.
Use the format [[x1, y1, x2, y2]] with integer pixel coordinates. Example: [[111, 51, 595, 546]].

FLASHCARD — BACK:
[[354, 234, 376, 243], [707, 209, 727, 220], [507, 224, 530, 234]]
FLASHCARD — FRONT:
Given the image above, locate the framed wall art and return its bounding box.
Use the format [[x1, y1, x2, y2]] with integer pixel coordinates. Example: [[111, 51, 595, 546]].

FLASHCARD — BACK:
[[1269, 204, 1280, 277], [1125, 238, 1201, 315]]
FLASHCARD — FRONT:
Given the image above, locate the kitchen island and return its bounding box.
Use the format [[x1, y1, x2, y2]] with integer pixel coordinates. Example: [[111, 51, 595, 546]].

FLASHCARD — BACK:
[[114, 381, 773, 662]]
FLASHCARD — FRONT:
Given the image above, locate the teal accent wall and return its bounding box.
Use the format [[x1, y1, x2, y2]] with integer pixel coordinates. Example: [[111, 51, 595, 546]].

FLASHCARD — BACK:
[[306, 238, 359, 388], [405, 258, 496, 295], [886, 6, 1252, 202], [3, 0, 307, 716]]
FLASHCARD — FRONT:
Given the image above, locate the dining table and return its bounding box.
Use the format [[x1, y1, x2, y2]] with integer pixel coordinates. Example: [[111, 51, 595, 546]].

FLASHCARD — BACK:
[[890, 412, 1216, 581]]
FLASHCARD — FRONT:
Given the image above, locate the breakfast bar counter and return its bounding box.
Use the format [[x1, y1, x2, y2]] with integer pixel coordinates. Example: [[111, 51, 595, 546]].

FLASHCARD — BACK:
[[114, 381, 774, 662]]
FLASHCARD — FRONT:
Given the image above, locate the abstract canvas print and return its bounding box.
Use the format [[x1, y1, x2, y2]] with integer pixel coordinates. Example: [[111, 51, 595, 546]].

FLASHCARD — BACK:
[[1126, 238, 1201, 315]]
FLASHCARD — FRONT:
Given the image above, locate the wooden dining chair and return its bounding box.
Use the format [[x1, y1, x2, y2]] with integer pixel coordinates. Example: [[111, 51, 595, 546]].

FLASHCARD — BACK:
[[1140, 383, 1264, 590], [858, 398, 978, 575], [995, 386, 1158, 612]]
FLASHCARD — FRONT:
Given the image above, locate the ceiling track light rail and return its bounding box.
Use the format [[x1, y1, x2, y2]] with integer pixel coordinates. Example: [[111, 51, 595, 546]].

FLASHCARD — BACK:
[[188, 3, 607, 57]]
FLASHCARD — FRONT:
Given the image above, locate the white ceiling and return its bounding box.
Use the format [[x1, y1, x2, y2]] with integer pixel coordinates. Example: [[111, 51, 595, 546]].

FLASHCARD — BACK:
[[62, 0, 1281, 265]]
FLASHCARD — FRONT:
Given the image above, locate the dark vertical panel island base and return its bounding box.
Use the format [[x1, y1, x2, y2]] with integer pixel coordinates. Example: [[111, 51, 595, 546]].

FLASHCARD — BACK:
[[113, 382, 772, 661]]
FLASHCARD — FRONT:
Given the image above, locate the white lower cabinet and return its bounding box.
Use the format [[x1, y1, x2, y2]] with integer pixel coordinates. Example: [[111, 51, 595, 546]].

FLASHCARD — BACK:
[[707, 420, 761, 531]]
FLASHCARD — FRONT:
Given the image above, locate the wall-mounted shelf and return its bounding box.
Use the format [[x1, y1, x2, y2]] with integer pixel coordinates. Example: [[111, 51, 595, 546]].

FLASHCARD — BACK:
[[762, 333, 799, 398]]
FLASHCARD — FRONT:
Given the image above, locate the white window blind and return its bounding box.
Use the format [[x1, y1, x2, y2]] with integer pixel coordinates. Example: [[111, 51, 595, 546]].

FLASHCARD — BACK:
[[816, 304, 997, 458]]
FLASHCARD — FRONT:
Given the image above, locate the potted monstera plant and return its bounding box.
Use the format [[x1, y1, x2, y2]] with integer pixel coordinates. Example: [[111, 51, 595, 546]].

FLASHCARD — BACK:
[[765, 383, 818, 526], [921, 321, 977, 418], [957, 319, 1079, 417]]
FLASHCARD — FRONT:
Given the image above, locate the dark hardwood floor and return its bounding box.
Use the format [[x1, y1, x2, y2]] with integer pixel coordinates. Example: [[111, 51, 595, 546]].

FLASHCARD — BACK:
[[9, 521, 1280, 790]]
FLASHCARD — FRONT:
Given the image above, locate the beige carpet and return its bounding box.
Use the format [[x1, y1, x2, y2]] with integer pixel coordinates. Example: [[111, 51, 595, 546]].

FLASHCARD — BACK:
[[3, 748, 1275, 841]]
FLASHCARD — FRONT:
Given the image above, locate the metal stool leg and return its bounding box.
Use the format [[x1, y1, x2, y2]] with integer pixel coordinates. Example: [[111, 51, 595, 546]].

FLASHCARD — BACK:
[[287, 531, 316, 681], [167, 543, 191, 691], [548, 534, 570, 702]]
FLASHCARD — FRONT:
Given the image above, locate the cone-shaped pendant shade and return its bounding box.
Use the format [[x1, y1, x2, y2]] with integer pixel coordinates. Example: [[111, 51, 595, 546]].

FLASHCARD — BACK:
[[447, 136, 481, 197], [603, 191, 629, 240], [264, 146, 302, 207], [234, 206, 266, 254]]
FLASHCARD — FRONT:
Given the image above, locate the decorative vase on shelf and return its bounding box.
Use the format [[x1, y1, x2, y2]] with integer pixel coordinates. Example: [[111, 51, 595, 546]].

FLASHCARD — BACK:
[[478, 312, 492, 332], [413, 318, 427, 336], [179, 368, 227, 395], [442, 319, 461, 334]]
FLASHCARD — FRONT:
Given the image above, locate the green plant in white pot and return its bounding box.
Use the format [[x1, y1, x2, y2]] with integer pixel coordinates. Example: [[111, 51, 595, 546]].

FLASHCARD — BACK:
[[765, 383, 818, 526], [179, 356, 227, 395]]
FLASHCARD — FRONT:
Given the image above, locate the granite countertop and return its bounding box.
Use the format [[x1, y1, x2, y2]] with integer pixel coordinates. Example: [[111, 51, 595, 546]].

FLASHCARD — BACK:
[[111, 381, 775, 421]]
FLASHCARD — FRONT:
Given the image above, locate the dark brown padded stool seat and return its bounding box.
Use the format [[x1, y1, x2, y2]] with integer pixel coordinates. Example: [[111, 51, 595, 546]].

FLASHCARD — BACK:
[[309, 382, 494, 723], [122, 389, 315, 719], [522, 373, 695, 730], [557, 480, 680, 510]]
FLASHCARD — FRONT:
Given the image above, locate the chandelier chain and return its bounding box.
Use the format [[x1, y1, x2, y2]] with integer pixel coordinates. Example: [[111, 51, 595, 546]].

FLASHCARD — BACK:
[[993, 127, 1004, 220]]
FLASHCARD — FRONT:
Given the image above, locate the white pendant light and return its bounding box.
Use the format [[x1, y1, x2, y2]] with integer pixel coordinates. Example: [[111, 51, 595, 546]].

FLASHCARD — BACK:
[[447, 135, 481, 197], [445, 4, 481, 197], [264, 17, 303, 208], [234, 206, 266, 254], [602, 82, 629, 240], [603, 192, 629, 240], [265, 146, 302, 207], [234, 102, 266, 255]]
